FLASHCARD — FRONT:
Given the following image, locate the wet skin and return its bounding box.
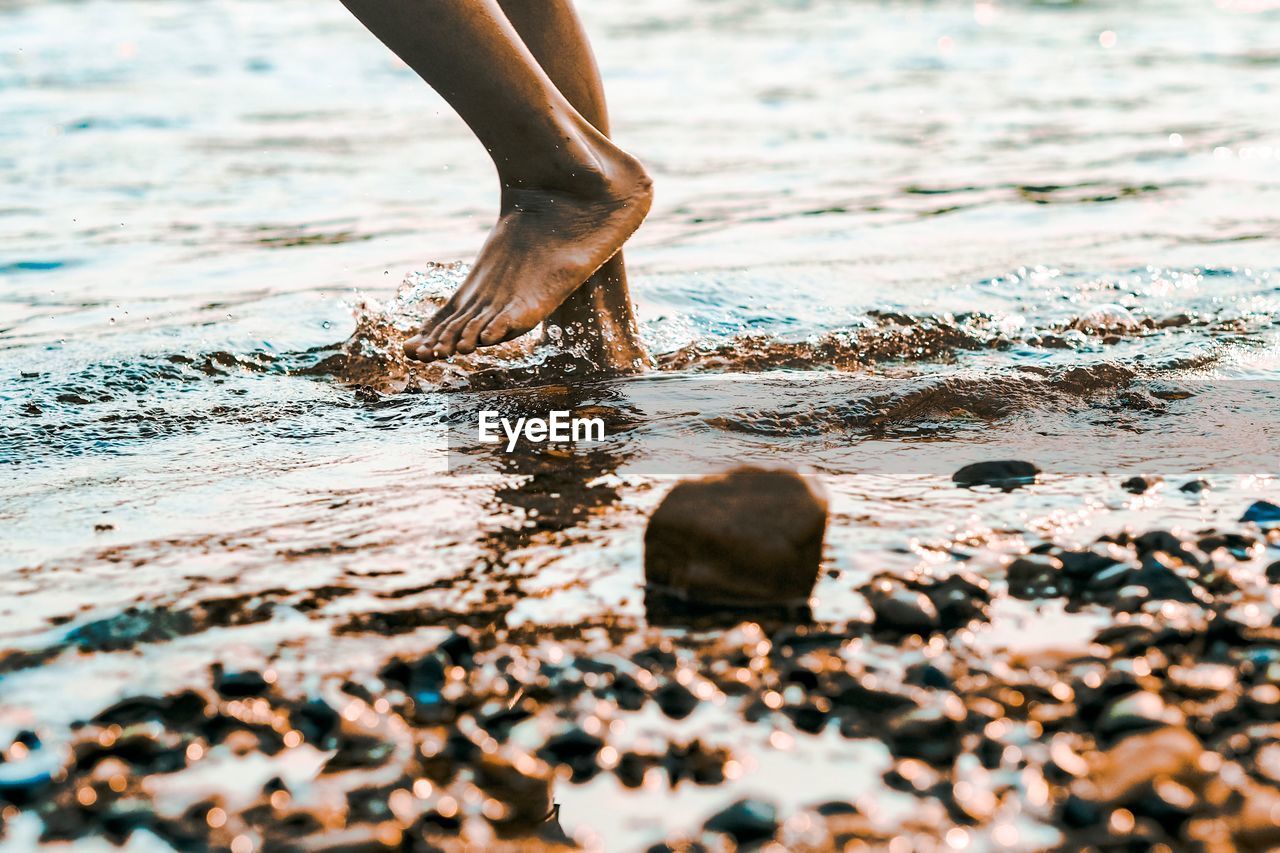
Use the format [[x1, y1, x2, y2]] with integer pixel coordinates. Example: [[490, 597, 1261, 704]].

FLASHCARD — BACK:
[[335, 0, 652, 369]]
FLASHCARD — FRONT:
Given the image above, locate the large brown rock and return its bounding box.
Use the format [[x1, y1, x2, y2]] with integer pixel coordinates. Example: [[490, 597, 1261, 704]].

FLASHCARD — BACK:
[[644, 466, 827, 606]]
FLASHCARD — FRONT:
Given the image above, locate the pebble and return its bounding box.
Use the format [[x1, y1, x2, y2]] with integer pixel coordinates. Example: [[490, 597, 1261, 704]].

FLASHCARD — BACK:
[[1007, 555, 1064, 598], [888, 703, 966, 763], [211, 667, 268, 698], [1121, 475, 1161, 494], [951, 460, 1040, 491], [921, 571, 991, 629], [1242, 500, 1280, 526], [644, 466, 827, 606], [654, 680, 699, 720], [864, 580, 940, 636], [536, 728, 603, 783], [702, 798, 778, 844]]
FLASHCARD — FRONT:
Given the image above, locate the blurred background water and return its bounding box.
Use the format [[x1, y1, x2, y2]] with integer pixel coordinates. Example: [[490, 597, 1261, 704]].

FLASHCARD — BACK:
[[3, 0, 1280, 847]]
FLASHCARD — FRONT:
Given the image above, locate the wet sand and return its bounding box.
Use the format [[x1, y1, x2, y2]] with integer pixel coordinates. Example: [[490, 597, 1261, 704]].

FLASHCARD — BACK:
[[4, 0, 1280, 848]]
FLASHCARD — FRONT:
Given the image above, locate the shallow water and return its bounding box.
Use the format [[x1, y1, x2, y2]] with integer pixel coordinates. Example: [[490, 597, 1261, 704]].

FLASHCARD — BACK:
[[3, 0, 1280, 848]]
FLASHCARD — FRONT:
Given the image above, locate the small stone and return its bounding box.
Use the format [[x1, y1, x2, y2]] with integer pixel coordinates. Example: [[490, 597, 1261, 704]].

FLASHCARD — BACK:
[[1132, 530, 1198, 562], [664, 740, 728, 786], [904, 663, 952, 690], [1242, 501, 1280, 526], [703, 798, 778, 845], [212, 668, 268, 698], [1007, 555, 1064, 598], [864, 580, 940, 636], [952, 460, 1040, 491], [814, 800, 858, 817], [610, 672, 647, 712], [644, 466, 827, 605], [1121, 475, 1161, 495], [1058, 548, 1121, 580], [437, 632, 475, 668], [294, 699, 340, 748], [921, 571, 990, 629], [1180, 479, 1210, 494], [536, 728, 603, 783], [615, 751, 653, 788], [1128, 554, 1202, 604], [888, 703, 966, 763], [654, 680, 699, 720]]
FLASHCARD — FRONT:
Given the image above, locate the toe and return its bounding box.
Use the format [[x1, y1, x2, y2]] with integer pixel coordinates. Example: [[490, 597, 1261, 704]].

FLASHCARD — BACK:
[[420, 296, 467, 344], [436, 310, 477, 358], [479, 314, 513, 347], [455, 311, 497, 356]]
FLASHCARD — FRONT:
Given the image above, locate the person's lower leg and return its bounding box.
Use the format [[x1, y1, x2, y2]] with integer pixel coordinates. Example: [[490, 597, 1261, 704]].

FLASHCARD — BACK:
[[496, 0, 649, 371], [336, 0, 652, 359]]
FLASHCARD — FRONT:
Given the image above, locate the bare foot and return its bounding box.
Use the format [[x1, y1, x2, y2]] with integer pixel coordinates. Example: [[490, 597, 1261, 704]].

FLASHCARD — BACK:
[[404, 143, 652, 362]]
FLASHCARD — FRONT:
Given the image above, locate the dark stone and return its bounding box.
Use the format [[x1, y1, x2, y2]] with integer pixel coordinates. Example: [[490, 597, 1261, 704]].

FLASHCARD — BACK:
[[536, 728, 603, 783], [1242, 501, 1280, 526], [703, 799, 778, 844], [1267, 561, 1280, 584], [831, 677, 919, 714], [92, 691, 207, 729], [888, 705, 965, 763], [212, 668, 268, 698], [1180, 479, 1210, 494], [952, 460, 1039, 491], [654, 680, 698, 720], [921, 572, 991, 629], [478, 699, 533, 740], [381, 653, 450, 722], [1121, 475, 1161, 494], [1007, 556, 1064, 598], [1057, 548, 1121, 580], [1060, 794, 1102, 827], [1085, 560, 1137, 593], [664, 740, 727, 786], [437, 631, 475, 668], [294, 699, 340, 748], [644, 466, 827, 606], [610, 672, 647, 711], [615, 751, 652, 788], [814, 801, 859, 817], [472, 753, 553, 831], [863, 578, 939, 636], [784, 701, 828, 733], [1128, 554, 1201, 603], [904, 663, 952, 690]]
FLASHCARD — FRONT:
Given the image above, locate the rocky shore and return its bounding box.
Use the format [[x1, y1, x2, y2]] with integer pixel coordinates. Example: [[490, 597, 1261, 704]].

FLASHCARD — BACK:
[[3, 465, 1279, 851]]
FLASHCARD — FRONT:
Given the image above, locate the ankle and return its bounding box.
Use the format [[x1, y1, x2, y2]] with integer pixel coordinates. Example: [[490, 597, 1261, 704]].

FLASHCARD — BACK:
[[497, 121, 647, 201]]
